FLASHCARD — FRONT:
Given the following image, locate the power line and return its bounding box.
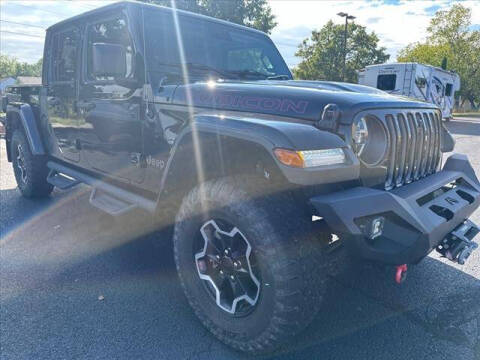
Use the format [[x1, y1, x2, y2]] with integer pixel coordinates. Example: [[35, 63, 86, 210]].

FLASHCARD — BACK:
[[0, 30, 45, 39], [6, 2, 66, 17], [0, 20, 46, 29], [76, 5, 98, 10], [2, 3, 102, 24]]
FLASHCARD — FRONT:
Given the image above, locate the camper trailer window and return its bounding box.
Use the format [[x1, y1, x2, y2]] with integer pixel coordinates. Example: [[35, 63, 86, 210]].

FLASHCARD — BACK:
[[377, 74, 396, 91], [445, 83, 453, 96], [415, 77, 427, 88]]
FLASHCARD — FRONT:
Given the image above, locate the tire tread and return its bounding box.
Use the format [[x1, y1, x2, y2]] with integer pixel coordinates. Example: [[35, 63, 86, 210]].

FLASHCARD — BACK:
[[174, 176, 331, 354], [11, 129, 53, 198]]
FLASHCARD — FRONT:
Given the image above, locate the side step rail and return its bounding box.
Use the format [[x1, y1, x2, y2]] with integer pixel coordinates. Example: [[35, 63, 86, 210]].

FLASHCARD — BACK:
[[47, 170, 81, 190], [47, 161, 156, 215], [89, 188, 137, 216]]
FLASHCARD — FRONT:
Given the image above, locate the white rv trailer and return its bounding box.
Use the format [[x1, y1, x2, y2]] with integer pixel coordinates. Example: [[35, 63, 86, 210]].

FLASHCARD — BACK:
[[358, 63, 460, 119]]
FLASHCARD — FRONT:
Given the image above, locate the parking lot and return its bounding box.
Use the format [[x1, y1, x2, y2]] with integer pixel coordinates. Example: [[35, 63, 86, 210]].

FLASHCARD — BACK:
[[1, 117, 479, 360]]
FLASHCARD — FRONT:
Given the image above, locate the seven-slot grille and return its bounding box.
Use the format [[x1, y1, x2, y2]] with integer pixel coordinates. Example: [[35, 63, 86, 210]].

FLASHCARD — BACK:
[[384, 110, 442, 190]]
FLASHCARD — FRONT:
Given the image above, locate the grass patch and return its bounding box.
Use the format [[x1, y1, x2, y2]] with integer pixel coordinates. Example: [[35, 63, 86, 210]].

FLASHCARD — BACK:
[[453, 112, 480, 119]]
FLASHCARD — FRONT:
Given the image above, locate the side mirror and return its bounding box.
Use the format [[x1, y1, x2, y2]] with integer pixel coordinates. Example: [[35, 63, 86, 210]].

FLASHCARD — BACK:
[[92, 43, 126, 78]]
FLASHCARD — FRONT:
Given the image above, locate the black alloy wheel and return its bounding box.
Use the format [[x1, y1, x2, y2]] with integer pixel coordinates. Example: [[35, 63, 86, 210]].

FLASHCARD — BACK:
[[193, 218, 261, 316]]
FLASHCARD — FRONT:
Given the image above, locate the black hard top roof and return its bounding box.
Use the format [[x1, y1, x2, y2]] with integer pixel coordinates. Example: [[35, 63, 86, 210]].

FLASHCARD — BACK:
[[47, 0, 266, 36]]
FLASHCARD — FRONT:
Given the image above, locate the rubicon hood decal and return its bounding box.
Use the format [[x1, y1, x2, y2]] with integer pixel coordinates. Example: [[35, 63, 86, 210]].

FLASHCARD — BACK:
[[190, 93, 309, 115]]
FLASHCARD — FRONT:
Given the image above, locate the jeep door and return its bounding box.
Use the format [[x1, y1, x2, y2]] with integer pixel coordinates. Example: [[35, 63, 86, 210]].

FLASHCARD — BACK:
[[77, 13, 145, 184], [43, 26, 82, 163]]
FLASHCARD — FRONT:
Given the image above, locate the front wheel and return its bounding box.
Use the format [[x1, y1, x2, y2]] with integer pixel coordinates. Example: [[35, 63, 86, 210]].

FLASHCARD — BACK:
[[174, 177, 330, 354], [10, 129, 53, 198]]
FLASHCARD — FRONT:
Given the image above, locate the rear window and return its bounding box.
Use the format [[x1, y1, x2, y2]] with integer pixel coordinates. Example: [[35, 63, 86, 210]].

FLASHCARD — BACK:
[[377, 74, 396, 91], [51, 28, 80, 82]]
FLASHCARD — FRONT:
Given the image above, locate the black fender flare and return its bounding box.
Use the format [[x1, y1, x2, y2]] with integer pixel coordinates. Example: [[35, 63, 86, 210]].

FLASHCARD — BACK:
[[159, 114, 359, 195], [6, 104, 45, 156]]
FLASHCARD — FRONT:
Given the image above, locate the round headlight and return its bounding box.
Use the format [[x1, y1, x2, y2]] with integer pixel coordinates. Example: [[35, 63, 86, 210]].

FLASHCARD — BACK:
[[352, 117, 368, 155], [352, 116, 388, 166]]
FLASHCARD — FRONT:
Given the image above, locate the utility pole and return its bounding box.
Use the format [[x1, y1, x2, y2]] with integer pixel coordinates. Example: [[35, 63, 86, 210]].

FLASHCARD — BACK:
[[337, 12, 356, 82]]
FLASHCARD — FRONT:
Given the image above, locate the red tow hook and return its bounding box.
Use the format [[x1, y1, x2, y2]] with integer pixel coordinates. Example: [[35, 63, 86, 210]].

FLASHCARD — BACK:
[[395, 264, 408, 284]]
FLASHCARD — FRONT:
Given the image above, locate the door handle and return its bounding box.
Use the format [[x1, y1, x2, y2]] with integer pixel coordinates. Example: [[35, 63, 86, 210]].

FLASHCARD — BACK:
[[77, 101, 96, 112]]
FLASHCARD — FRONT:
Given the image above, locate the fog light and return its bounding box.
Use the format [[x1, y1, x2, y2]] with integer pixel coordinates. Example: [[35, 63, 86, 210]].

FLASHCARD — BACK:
[[370, 217, 385, 239]]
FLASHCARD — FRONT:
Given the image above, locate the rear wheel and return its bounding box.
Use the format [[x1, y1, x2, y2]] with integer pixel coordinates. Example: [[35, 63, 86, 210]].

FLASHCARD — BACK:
[[174, 177, 331, 354], [10, 129, 53, 198]]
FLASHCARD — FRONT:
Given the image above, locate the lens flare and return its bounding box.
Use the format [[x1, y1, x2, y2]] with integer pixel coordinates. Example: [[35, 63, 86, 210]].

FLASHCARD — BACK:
[[171, 0, 207, 210]]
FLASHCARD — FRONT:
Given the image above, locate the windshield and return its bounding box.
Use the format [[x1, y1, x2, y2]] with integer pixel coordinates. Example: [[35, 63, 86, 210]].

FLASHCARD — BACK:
[[144, 10, 292, 83]]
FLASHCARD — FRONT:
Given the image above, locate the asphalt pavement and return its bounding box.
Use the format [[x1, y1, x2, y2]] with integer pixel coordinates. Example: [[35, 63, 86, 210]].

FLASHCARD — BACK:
[[1, 117, 479, 360]]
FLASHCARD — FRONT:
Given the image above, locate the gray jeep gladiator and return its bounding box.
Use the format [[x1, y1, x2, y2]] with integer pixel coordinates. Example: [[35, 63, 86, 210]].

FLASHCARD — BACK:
[[3, 1, 480, 354]]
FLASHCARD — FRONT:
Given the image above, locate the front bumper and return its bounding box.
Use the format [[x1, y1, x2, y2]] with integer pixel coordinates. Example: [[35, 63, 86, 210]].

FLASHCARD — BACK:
[[310, 154, 480, 265]]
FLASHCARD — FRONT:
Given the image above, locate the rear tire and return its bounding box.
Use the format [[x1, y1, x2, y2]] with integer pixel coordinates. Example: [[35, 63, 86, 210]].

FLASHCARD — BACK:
[[10, 129, 53, 198], [173, 177, 331, 354]]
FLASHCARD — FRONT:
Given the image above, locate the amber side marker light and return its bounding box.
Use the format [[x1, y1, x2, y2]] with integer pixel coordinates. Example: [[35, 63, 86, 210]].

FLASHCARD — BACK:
[[274, 149, 305, 168], [274, 148, 346, 168]]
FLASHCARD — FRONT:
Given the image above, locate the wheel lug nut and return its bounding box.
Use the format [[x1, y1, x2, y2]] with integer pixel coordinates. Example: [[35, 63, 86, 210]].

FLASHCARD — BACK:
[[230, 275, 235, 280], [219, 270, 224, 275], [216, 255, 220, 260]]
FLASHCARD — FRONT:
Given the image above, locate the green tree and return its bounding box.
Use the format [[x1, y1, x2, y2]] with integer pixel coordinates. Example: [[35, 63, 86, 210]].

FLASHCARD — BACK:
[[293, 21, 389, 82], [397, 43, 452, 67], [397, 4, 480, 109], [138, 0, 277, 33], [0, 55, 43, 78], [0, 55, 19, 78]]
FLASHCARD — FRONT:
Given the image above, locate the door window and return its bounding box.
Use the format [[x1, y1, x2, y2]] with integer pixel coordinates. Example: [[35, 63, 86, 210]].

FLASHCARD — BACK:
[[86, 16, 134, 82]]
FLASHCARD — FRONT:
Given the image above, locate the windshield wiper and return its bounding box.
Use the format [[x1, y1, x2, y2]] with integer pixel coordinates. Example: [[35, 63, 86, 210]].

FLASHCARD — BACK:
[[228, 69, 270, 79], [267, 74, 290, 80], [156, 62, 289, 81], [228, 70, 290, 80]]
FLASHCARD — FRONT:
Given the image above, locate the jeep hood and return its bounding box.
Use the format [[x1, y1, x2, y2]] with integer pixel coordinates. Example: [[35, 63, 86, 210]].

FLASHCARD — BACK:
[[171, 80, 437, 124]]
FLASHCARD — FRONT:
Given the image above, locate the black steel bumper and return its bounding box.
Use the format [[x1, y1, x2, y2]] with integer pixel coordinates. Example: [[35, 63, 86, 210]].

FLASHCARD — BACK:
[[310, 154, 480, 265]]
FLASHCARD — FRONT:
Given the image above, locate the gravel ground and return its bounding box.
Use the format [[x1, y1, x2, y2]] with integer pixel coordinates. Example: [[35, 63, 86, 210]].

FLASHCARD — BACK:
[[1, 117, 479, 360]]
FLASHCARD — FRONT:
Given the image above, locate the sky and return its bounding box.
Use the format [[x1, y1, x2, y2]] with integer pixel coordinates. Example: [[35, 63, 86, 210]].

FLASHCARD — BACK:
[[1, 0, 479, 67], [269, 0, 480, 66]]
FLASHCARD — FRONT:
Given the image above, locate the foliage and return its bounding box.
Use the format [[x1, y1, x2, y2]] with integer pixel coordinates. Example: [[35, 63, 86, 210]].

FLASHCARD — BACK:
[[397, 43, 451, 68], [138, 0, 277, 33], [0, 55, 43, 78], [397, 4, 480, 109], [293, 21, 389, 82]]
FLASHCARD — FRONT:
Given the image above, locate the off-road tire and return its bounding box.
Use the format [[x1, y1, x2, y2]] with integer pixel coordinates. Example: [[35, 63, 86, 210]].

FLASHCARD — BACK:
[[173, 177, 331, 354], [10, 129, 53, 198]]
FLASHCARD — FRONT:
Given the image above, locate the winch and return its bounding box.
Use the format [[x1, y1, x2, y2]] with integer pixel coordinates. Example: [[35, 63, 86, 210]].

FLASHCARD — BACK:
[[436, 219, 479, 265]]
